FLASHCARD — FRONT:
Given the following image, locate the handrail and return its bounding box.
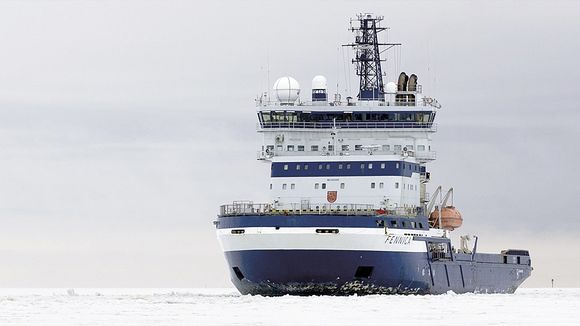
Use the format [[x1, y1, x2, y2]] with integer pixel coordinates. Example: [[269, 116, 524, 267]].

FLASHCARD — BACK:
[[219, 202, 419, 217], [257, 121, 437, 130], [257, 149, 437, 160], [255, 94, 440, 109]]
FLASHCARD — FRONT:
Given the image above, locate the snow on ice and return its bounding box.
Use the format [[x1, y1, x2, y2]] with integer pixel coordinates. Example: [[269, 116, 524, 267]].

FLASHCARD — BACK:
[[0, 288, 578, 325]]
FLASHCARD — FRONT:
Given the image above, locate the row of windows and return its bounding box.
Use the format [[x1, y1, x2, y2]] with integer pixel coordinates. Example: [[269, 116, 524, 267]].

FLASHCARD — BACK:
[[260, 111, 434, 123], [376, 220, 426, 229], [392, 220, 424, 229], [281, 162, 419, 172], [271, 182, 417, 191], [267, 144, 429, 153]]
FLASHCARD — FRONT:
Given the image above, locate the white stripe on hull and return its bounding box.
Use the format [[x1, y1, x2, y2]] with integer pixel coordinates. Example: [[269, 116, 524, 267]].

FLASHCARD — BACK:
[[217, 227, 432, 252]]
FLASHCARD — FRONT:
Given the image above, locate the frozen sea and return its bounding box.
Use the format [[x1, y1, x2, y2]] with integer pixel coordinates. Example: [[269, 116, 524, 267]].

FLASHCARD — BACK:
[[0, 288, 578, 326]]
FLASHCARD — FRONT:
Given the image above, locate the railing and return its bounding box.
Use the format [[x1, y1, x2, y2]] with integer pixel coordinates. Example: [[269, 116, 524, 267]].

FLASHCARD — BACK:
[[257, 149, 437, 160], [257, 121, 437, 130], [414, 151, 437, 161], [219, 201, 420, 217], [220, 202, 378, 217], [256, 99, 420, 107], [255, 94, 440, 109]]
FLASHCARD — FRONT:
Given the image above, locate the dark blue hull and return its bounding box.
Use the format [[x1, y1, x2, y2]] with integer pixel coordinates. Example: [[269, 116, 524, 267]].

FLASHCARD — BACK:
[[216, 214, 532, 296], [224, 249, 531, 296]]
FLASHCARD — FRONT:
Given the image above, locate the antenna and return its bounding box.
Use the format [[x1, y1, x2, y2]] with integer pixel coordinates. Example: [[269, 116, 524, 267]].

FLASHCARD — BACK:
[[267, 45, 271, 102], [336, 46, 341, 98], [343, 13, 401, 101]]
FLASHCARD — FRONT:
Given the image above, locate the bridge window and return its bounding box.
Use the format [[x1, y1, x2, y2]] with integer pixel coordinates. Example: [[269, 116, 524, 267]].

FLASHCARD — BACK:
[[417, 113, 430, 123], [277, 145, 283, 151], [311, 145, 319, 151], [287, 145, 294, 151], [394, 145, 402, 152], [297, 145, 305, 151], [355, 145, 362, 151], [406, 145, 414, 150], [266, 145, 274, 151], [322, 183, 327, 189], [261, 112, 271, 122], [328, 145, 334, 151], [382, 145, 390, 151], [262, 111, 435, 127], [342, 145, 349, 151], [417, 145, 425, 151]]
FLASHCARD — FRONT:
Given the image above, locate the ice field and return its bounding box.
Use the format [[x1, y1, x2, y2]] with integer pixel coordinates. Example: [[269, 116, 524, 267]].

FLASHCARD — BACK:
[[0, 288, 578, 325]]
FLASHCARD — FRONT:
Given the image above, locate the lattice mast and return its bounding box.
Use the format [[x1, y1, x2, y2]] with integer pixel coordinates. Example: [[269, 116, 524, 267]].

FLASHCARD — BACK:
[[344, 13, 400, 101]]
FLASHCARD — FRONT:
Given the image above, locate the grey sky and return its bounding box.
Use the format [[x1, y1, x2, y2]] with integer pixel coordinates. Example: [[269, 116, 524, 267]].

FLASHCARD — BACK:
[[0, 0, 578, 288]]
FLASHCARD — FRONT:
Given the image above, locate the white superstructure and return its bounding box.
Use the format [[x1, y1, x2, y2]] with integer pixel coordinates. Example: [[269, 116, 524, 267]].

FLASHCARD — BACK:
[[255, 74, 440, 215]]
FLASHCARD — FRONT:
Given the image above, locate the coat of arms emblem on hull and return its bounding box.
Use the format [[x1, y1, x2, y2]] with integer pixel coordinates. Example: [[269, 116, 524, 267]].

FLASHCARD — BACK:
[[327, 191, 337, 203]]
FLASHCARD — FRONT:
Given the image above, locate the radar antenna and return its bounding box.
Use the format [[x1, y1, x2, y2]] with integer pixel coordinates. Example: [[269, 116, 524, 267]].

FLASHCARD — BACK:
[[343, 13, 401, 101]]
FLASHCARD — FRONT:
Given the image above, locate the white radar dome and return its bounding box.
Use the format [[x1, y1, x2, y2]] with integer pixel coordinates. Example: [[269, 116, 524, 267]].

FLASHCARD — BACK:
[[385, 81, 398, 94], [273, 76, 300, 104], [312, 75, 328, 90]]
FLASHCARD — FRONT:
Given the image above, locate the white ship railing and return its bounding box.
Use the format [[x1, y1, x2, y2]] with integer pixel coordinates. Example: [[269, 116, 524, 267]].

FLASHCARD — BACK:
[[257, 149, 437, 160], [257, 121, 437, 130], [219, 202, 420, 217], [256, 95, 441, 109]]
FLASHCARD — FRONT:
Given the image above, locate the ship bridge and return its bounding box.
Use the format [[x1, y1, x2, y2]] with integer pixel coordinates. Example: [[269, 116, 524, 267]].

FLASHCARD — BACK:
[[255, 84, 440, 164]]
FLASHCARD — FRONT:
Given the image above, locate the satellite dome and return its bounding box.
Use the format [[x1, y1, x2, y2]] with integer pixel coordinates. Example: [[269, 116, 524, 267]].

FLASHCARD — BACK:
[[312, 75, 328, 90], [273, 76, 300, 104], [385, 81, 398, 94]]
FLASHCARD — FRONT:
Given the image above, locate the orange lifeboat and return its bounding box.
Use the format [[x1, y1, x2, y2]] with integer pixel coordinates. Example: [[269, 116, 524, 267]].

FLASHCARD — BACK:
[[429, 206, 463, 231]]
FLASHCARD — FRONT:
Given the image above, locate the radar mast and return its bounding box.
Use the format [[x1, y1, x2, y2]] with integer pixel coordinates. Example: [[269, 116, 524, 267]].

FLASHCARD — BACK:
[[344, 13, 400, 101]]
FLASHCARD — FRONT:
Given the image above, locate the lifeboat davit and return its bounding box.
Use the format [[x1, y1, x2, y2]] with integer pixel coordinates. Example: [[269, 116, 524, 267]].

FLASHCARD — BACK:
[[429, 206, 463, 231]]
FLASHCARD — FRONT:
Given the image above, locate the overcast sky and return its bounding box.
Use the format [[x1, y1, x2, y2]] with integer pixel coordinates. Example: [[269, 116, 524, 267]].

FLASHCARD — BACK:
[[0, 0, 578, 288]]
